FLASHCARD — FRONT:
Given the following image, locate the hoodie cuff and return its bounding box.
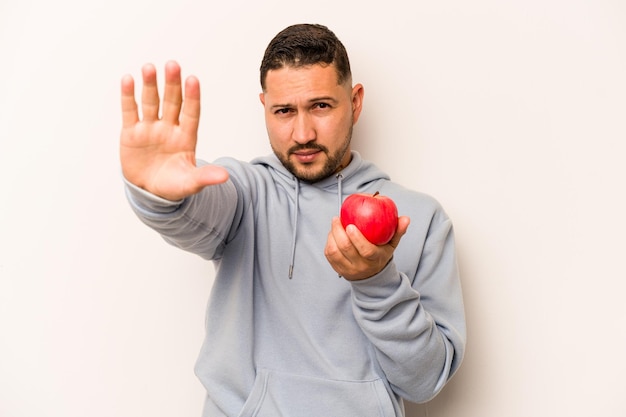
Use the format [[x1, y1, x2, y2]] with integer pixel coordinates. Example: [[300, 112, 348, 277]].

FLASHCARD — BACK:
[[123, 178, 184, 214], [349, 260, 404, 301]]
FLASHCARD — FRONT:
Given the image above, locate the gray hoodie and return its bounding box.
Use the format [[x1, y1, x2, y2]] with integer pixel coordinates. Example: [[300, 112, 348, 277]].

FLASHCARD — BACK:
[[124, 151, 466, 417]]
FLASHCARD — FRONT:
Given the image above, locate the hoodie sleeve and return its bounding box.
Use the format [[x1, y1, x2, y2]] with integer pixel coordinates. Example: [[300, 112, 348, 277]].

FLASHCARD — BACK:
[[349, 208, 466, 403], [123, 176, 240, 261]]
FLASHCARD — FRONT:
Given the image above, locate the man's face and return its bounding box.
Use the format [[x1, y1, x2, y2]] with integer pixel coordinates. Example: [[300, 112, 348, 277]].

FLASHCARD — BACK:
[[260, 64, 364, 182]]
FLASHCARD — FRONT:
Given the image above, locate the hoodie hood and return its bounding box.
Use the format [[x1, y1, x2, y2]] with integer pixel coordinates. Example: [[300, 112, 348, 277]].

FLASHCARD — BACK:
[[249, 151, 390, 278], [250, 151, 390, 196]]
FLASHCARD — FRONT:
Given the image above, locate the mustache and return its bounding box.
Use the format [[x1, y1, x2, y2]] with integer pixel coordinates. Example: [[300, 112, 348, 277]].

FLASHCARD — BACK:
[[288, 143, 329, 154]]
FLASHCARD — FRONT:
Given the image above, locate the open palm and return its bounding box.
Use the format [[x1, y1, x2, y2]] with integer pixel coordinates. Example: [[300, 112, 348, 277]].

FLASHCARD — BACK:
[[120, 61, 228, 201]]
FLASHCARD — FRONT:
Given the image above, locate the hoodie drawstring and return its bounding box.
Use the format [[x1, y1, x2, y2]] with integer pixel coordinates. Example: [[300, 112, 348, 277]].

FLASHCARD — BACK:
[[336, 173, 344, 213], [288, 178, 300, 279], [335, 173, 344, 279], [288, 173, 344, 279]]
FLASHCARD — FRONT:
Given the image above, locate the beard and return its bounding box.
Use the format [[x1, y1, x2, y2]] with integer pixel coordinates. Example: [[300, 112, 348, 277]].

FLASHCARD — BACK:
[[273, 126, 353, 183]]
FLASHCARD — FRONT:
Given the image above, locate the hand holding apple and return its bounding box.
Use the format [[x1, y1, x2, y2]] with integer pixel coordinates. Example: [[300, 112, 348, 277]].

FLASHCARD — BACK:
[[326, 199, 409, 281], [340, 191, 399, 245]]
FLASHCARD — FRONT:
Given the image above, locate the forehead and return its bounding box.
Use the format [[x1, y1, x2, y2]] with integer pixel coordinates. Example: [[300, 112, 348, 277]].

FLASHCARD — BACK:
[[263, 64, 346, 100]]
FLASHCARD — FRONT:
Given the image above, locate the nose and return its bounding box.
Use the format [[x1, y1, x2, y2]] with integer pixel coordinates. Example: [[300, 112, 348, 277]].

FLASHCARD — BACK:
[[292, 112, 315, 144]]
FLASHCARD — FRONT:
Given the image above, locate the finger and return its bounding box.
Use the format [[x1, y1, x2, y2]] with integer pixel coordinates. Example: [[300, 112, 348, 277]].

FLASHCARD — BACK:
[[162, 60, 183, 123], [324, 221, 349, 273], [325, 219, 344, 257], [120, 74, 139, 128], [180, 75, 201, 136], [387, 216, 410, 249], [141, 63, 160, 121], [331, 217, 359, 259], [175, 165, 229, 200], [193, 165, 230, 188], [345, 223, 378, 258]]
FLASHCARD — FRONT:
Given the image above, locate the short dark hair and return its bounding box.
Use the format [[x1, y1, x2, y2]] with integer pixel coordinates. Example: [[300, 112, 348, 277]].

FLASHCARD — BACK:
[[260, 24, 352, 91]]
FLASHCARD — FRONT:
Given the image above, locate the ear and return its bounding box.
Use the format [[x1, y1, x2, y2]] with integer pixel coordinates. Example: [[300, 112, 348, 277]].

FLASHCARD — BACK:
[[351, 84, 364, 124], [259, 92, 266, 106]]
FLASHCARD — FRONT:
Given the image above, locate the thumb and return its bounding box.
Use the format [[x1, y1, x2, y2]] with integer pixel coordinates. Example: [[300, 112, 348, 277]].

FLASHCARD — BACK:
[[192, 164, 230, 188]]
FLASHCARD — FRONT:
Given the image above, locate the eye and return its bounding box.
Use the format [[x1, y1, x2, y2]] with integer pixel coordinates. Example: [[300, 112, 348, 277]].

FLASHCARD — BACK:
[[274, 108, 293, 116], [314, 102, 331, 109]]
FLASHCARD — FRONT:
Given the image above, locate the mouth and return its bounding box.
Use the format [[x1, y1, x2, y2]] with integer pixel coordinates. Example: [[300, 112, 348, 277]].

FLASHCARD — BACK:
[[291, 149, 322, 163]]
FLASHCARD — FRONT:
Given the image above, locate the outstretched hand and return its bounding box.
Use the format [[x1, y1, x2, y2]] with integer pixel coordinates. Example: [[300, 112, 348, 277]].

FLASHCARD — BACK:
[[120, 61, 229, 201], [325, 216, 411, 281]]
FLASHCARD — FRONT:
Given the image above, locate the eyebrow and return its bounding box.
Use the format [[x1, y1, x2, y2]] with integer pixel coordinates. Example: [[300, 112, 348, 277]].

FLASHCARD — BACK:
[[270, 96, 339, 110]]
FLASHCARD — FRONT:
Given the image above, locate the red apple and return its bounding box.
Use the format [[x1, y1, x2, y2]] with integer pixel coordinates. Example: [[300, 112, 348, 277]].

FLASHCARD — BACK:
[[340, 191, 399, 245]]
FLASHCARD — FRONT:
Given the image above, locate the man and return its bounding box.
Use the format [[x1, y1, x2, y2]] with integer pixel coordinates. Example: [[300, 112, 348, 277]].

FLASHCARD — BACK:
[[121, 23, 465, 417]]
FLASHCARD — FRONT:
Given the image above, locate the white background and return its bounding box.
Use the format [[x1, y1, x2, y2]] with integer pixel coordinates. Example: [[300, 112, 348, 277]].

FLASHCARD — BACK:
[[1, 0, 625, 416]]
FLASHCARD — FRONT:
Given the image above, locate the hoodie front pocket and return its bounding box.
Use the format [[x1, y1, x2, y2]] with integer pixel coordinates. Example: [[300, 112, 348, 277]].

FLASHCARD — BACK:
[[238, 368, 396, 417]]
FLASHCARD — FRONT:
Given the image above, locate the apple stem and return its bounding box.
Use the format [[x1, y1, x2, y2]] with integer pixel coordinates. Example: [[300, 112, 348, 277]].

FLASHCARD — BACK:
[[373, 191, 380, 197]]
